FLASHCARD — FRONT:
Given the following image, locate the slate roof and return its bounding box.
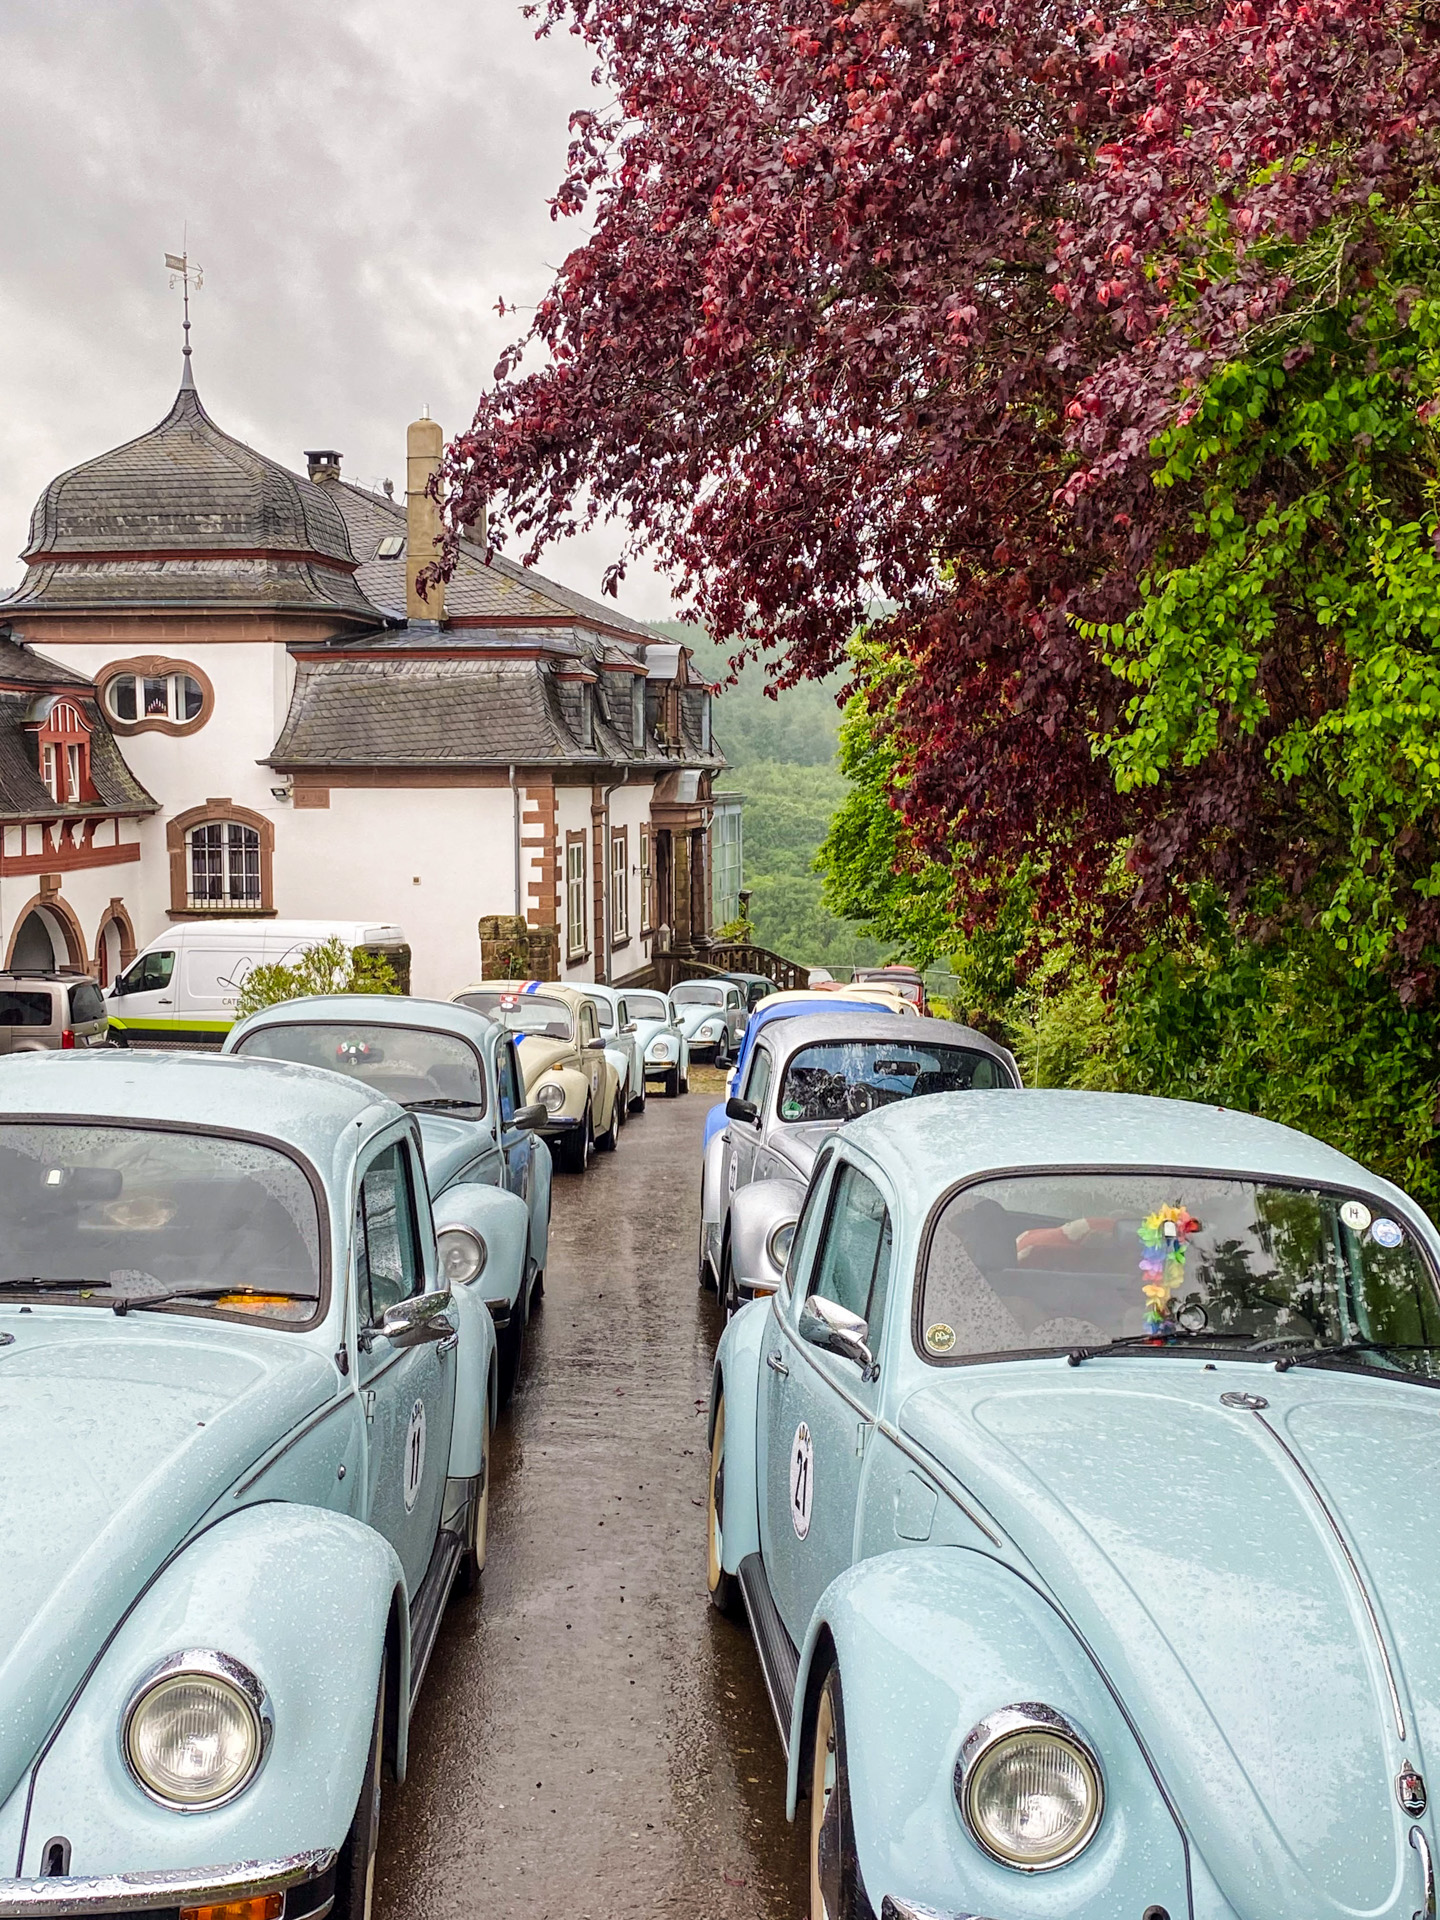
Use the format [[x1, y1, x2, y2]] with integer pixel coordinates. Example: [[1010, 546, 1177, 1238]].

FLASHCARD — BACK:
[[269, 657, 611, 768], [2, 365, 382, 623], [0, 634, 156, 819], [0, 633, 90, 689]]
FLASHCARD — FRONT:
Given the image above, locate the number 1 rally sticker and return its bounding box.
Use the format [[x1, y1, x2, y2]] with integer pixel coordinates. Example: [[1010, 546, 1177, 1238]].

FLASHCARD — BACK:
[[790, 1421, 814, 1540], [403, 1399, 427, 1513]]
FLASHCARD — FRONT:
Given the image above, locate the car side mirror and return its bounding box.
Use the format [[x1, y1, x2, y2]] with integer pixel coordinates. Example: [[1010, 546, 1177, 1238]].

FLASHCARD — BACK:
[[800, 1294, 878, 1382], [367, 1288, 454, 1351], [585, 1037, 607, 1052], [726, 1096, 759, 1125], [511, 1102, 548, 1130]]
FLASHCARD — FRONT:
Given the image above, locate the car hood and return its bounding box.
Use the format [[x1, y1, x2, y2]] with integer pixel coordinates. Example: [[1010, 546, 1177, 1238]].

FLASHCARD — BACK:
[[415, 1109, 495, 1193], [899, 1365, 1440, 1920], [515, 1035, 577, 1085], [0, 1315, 336, 1808], [676, 1005, 726, 1034]]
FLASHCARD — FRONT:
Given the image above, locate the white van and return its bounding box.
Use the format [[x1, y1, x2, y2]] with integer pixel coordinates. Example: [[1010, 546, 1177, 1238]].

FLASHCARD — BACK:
[[107, 919, 410, 1047]]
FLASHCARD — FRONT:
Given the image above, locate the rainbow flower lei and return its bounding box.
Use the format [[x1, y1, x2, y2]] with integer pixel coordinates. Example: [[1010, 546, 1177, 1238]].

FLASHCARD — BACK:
[[1138, 1204, 1200, 1335]]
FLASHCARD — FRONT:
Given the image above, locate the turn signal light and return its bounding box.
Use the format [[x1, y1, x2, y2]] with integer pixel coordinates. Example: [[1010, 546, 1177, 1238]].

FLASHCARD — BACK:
[[60, 1029, 75, 1050], [180, 1897, 283, 1920]]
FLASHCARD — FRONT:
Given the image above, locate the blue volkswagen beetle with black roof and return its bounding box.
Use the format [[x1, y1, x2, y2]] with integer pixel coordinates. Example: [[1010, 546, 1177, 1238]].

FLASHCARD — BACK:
[[0, 1049, 517, 1915], [707, 1088, 1440, 1920], [224, 994, 550, 1403]]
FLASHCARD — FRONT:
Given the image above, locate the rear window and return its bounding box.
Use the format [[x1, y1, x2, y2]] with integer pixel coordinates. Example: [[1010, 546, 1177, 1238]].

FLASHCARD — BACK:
[[625, 992, 669, 1019], [236, 1022, 484, 1112], [456, 991, 573, 1041], [68, 983, 105, 1025], [673, 982, 724, 1006], [0, 991, 53, 1028]]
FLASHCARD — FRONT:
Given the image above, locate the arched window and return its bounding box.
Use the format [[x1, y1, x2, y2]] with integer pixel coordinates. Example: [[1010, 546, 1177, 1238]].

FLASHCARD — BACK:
[[187, 820, 261, 909], [35, 699, 94, 805]]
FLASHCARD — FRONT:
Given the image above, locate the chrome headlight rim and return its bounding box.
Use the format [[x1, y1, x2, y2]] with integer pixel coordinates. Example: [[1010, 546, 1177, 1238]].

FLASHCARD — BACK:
[[766, 1218, 798, 1273], [436, 1223, 486, 1285], [955, 1702, 1104, 1872], [122, 1649, 271, 1812], [535, 1081, 566, 1112]]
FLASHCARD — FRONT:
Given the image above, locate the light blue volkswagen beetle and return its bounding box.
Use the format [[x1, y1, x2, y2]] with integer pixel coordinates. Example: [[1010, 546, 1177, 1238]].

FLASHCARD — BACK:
[[225, 995, 551, 1403], [708, 1089, 1440, 1920], [0, 1050, 520, 1914]]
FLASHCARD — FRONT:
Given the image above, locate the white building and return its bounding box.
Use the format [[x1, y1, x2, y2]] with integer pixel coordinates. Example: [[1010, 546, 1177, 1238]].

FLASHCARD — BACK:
[[0, 353, 725, 995]]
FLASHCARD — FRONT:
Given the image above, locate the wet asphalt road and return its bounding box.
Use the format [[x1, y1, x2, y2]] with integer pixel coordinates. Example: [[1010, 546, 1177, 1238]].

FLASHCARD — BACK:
[[374, 1067, 809, 1920]]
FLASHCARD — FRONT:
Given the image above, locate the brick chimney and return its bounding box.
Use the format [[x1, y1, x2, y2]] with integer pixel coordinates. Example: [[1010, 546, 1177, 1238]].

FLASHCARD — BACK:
[[305, 449, 342, 484], [406, 412, 445, 621]]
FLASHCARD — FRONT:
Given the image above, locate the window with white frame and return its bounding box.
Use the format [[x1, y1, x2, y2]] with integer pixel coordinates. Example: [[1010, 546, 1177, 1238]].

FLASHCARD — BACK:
[[640, 828, 652, 932], [65, 744, 82, 802], [611, 827, 629, 942], [187, 821, 262, 909], [106, 671, 204, 726], [41, 745, 57, 803], [566, 835, 587, 958]]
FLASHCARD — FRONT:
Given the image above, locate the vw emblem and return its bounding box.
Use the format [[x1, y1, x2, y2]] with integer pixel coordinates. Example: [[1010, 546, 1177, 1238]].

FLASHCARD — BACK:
[[1398, 1762, 1427, 1817]]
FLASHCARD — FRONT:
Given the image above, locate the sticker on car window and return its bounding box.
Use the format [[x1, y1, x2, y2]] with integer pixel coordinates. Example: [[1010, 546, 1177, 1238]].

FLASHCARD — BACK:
[[925, 1322, 957, 1354], [403, 1399, 427, 1512], [1340, 1199, 1373, 1232], [1371, 1217, 1405, 1249], [782, 1099, 803, 1120], [790, 1421, 814, 1540]]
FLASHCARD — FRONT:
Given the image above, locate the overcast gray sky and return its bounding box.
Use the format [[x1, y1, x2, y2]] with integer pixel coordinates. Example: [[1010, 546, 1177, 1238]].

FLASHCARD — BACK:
[[0, 0, 675, 616]]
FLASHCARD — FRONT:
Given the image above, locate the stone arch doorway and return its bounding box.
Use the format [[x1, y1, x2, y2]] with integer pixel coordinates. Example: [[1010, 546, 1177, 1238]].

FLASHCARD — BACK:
[[93, 900, 136, 987], [6, 895, 85, 972]]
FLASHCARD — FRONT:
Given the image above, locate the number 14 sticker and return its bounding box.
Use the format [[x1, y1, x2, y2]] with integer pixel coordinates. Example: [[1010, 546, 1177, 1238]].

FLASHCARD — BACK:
[[790, 1421, 814, 1540]]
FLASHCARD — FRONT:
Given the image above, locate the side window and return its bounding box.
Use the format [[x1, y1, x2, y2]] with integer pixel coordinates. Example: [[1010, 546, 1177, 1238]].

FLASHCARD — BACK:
[[786, 1156, 835, 1302], [496, 1043, 520, 1125], [68, 982, 105, 1024], [121, 950, 175, 994], [581, 1006, 596, 1044], [811, 1164, 893, 1329], [355, 1142, 422, 1322], [744, 1047, 773, 1112]]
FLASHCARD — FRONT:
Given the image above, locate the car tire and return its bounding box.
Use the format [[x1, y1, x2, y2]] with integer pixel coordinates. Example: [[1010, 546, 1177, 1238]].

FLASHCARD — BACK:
[[558, 1105, 592, 1174], [496, 1312, 525, 1408], [629, 1076, 646, 1115], [678, 1070, 690, 1095], [706, 1393, 742, 1618], [720, 1242, 740, 1319], [664, 1067, 681, 1098], [596, 1094, 619, 1153], [456, 1405, 490, 1595], [809, 1666, 865, 1920], [616, 1077, 629, 1126], [531, 1267, 545, 1309], [334, 1645, 386, 1920], [698, 1221, 717, 1293], [107, 1030, 129, 1049]]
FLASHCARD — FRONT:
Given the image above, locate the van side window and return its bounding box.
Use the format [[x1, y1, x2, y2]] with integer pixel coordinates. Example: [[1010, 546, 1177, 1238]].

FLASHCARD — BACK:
[[119, 951, 174, 995]]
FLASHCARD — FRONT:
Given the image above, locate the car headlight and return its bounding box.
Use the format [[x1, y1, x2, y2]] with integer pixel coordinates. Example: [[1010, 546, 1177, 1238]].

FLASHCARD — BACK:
[[647, 1039, 673, 1060], [536, 1082, 566, 1112], [766, 1219, 797, 1272], [956, 1705, 1103, 1870], [123, 1651, 270, 1810], [697, 1022, 720, 1040], [437, 1225, 486, 1285]]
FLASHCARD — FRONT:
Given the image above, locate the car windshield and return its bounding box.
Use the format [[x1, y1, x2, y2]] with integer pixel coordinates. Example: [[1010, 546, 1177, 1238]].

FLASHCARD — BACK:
[[456, 991, 573, 1041], [779, 1041, 1012, 1122], [672, 982, 725, 1007], [919, 1171, 1440, 1372], [626, 992, 669, 1020], [235, 1022, 484, 1111], [0, 1123, 321, 1323]]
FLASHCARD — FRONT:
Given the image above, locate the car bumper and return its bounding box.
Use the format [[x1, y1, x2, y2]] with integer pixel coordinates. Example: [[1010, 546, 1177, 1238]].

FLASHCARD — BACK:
[[536, 1115, 583, 1139], [881, 1901, 998, 1920], [0, 1848, 335, 1917]]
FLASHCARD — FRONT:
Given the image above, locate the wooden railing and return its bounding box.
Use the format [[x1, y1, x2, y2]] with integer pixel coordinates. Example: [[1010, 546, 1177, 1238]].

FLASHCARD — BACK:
[[614, 942, 809, 994]]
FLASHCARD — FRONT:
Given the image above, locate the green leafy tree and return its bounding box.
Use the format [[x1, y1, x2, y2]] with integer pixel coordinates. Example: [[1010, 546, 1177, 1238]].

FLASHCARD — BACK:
[[235, 938, 399, 1022]]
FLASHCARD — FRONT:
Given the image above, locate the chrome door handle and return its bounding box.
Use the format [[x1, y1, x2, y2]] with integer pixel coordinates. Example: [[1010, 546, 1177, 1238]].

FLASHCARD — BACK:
[[767, 1351, 789, 1377], [437, 1332, 459, 1356], [1413, 1824, 1435, 1920], [157, 998, 172, 1004]]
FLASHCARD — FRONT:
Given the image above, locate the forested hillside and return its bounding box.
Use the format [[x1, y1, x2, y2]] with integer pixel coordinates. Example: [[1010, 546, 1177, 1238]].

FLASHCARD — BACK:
[[659, 625, 882, 968]]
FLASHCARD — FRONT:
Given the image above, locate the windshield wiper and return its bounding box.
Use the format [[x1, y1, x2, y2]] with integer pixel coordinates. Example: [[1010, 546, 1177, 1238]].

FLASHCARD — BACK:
[[1273, 1339, 1440, 1374], [404, 1097, 483, 1112], [112, 1286, 318, 1317], [0, 1276, 107, 1292], [1067, 1330, 1258, 1366]]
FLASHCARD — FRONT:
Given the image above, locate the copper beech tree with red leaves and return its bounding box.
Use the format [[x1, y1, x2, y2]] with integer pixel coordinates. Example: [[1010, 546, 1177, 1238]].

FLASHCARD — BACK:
[[444, 0, 1440, 966]]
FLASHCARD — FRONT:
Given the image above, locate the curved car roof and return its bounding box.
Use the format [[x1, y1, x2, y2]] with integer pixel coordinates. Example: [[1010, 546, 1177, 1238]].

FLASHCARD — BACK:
[[228, 993, 498, 1052], [839, 1088, 1417, 1214], [763, 1010, 1019, 1078], [0, 1049, 396, 1167]]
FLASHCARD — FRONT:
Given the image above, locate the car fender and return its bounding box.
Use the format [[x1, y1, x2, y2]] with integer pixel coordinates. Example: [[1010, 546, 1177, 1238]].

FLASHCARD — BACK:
[[726, 1176, 806, 1294], [785, 1546, 1189, 1919], [430, 1189, 514, 1458], [708, 1295, 773, 1574], [603, 1043, 629, 1102], [699, 1124, 731, 1283], [526, 1132, 552, 1276], [17, 1502, 407, 1874], [530, 1062, 589, 1120]]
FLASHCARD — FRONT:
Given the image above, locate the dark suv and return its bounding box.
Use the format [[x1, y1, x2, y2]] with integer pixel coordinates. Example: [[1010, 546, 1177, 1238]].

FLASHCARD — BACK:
[[0, 970, 109, 1052]]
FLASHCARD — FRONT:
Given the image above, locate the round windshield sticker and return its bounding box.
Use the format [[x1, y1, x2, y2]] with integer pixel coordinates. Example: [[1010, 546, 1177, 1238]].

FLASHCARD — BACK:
[[925, 1322, 957, 1353], [789, 1422, 814, 1540], [782, 1099, 803, 1120], [403, 1399, 427, 1513], [1341, 1199, 1373, 1232], [1372, 1217, 1405, 1249]]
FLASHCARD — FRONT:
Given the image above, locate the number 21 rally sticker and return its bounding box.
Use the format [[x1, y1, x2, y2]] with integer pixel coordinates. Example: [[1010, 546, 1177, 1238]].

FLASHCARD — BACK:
[[403, 1399, 427, 1512], [790, 1421, 814, 1540]]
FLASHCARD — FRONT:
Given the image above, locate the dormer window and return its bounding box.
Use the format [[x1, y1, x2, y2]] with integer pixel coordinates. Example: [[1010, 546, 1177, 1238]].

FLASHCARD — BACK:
[[632, 676, 645, 749], [35, 698, 94, 806]]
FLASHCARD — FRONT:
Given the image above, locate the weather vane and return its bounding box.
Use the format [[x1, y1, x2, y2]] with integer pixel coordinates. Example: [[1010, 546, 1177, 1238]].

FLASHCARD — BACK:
[[164, 242, 203, 367]]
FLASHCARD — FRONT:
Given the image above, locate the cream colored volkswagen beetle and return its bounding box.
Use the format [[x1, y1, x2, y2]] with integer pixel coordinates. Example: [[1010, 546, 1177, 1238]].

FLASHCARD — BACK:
[[452, 982, 622, 1173]]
